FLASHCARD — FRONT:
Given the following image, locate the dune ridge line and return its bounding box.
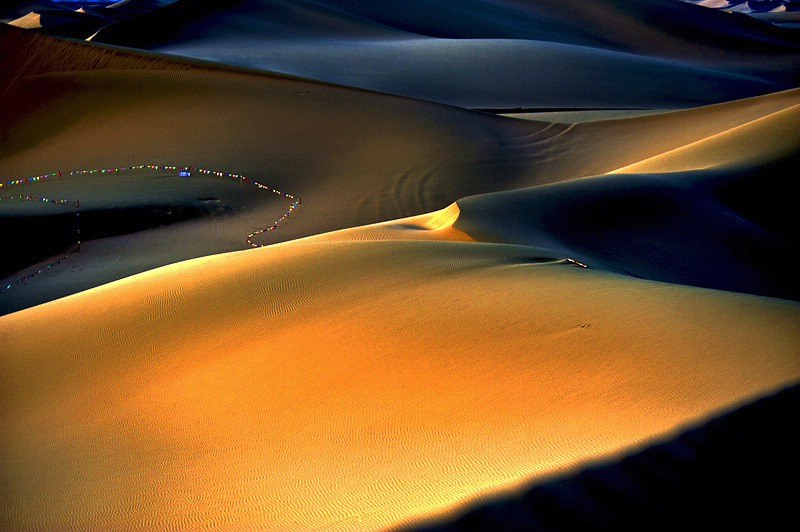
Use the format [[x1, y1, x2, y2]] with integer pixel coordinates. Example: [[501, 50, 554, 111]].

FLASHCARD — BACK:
[[0, 164, 301, 292]]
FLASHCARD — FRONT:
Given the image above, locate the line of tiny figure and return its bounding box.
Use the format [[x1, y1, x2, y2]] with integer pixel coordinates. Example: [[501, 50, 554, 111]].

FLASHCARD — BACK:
[[1, 165, 301, 292]]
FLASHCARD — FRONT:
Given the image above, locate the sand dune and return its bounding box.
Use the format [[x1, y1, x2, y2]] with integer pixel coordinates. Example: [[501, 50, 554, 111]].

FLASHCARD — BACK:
[[0, 165, 300, 314], [0, 1, 177, 33], [529, 87, 800, 182], [2, 1, 799, 530], [3, 237, 798, 531], [402, 383, 800, 531], [6, 11, 41, 29], [3, 29, 796, 310], [88, 0, 799, 107], [154, 37, 786, 109], [449, 155, 800, 300], [611, 101, 800, 172], [682, 0, 800, 28]]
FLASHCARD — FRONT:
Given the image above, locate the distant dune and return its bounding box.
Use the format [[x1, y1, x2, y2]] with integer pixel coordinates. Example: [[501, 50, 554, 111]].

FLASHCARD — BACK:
[[89, 0, 800, 107], [1, 1, 799, 530]]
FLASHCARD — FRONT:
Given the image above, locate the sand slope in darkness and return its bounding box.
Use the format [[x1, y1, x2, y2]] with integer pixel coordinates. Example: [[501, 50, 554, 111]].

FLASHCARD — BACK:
[[88, 0, 799, 108], [447, 99, 800, 300], [2, 235, 798, 531], [0, 166, 296, 314]]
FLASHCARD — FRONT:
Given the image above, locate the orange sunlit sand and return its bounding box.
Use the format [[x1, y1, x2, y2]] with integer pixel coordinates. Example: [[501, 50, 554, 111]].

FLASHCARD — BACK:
[[1, 1, 799, 530]]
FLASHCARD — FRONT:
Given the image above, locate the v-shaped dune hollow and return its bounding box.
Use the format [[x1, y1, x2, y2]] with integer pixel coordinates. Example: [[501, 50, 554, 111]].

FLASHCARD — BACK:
[[1, 1, 799, 530]]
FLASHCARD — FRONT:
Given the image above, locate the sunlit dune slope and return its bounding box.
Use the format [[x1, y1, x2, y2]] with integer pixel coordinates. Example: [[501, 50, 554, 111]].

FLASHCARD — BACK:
[[88, 0, 799, 107], [2, 236, 798, 531], [401, 383, 800, 531], [610, 101, 800, 173], [529, 87, 800, 181], [6, 12, 41, 29]]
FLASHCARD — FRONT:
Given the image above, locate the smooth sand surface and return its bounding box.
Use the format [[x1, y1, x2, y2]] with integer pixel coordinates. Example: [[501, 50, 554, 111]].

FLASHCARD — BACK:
[[402, 383, 800, 531], [0, 165, 297, 314], [6, 12, 41, 29], [3, 238, 798, 531], [2, 1, 799, 530], [89, 0, 798, 108]]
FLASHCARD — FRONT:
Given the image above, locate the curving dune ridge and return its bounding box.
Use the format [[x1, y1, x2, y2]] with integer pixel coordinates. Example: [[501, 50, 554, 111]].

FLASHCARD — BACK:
[[1, 1, 800, 530]]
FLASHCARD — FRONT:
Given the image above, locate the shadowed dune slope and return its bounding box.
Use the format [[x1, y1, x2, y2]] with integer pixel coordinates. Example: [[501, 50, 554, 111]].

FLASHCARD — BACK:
[[88, 0, 799, 107], [139, 36, 784, 109], [2, 238, 798, 531], [449, 99, 800, 300], [0, 165, 296, 315], [94, 0, 800, 65], [451, 156, 800, 300], [298, 0, 800, 55]]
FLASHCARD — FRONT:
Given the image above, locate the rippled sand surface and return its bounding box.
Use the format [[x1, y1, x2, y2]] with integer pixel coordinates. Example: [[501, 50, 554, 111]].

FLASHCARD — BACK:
[[1, 1, 799, 529]]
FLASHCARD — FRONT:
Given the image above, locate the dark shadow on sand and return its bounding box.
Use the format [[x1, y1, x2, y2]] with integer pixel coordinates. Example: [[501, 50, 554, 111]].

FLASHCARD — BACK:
[[0, 201, 226, 278]]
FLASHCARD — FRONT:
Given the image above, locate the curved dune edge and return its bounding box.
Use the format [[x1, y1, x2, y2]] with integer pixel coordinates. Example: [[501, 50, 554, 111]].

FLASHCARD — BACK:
[[305, 203, 474, 244], [609, 102, 800, 173], [2, 237, 798, 531], [558, 87, 800, 181], [7, 12, 42, 29]]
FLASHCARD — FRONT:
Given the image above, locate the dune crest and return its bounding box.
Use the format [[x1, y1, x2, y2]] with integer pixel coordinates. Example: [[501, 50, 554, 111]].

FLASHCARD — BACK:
[[610, 102, 800, 173], [7, 11, 41, 28], [87, 0, 799, 107]]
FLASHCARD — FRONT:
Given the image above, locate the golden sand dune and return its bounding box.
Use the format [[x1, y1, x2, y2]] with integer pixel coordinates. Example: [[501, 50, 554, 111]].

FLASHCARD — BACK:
[[6, 11, 41, 29], [611, 102, 800, 173], [1, 1, 799, 529], [3, 236, 798, 531]]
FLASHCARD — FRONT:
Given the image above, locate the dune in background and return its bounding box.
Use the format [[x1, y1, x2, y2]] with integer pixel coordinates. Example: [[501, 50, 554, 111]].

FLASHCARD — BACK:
[[682, 1, 800, 29], [2, 0, 800, 530], [89, 0, 800, 108], [0, 1, 180, 40]]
